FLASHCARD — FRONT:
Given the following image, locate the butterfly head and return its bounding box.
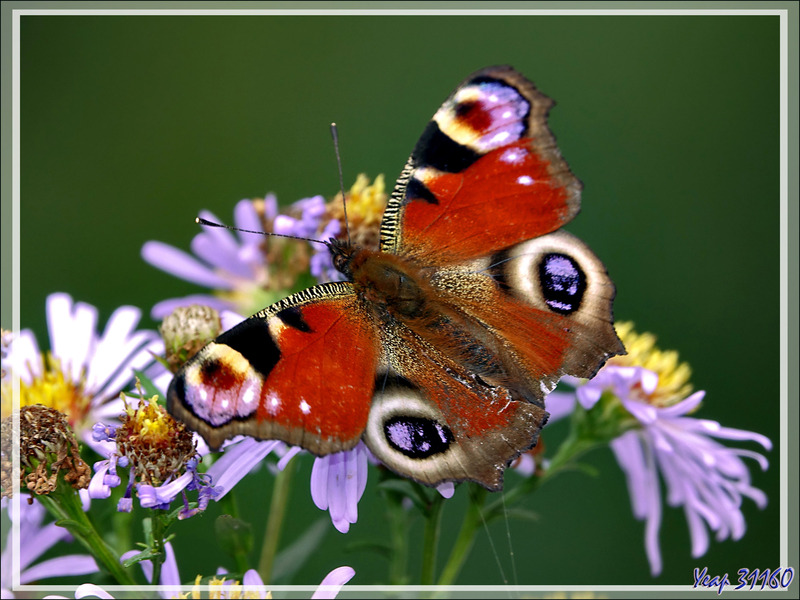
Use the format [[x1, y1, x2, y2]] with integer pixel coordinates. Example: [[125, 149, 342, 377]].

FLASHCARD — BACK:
[[327, 237, 360, 280]]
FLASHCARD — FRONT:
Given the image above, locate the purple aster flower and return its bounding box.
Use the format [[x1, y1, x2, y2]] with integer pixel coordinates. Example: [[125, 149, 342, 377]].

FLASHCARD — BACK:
[[86, 397, 220, 518], [1, 498, 98, 595], [143, 194, 339, 320], [273, 195, 343, 283], [273, 194, 327, 239], [1, 293, 164, 454], [143, 196, 276, 319], [556, 323, 772, 576]]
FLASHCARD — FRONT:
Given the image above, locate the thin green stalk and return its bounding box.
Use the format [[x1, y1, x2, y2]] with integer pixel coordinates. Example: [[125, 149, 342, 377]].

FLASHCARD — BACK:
[[149, 513, 169, 585], [437, 484, 486, 586], [37, 478, 136, 585], [384, 488, 409, 585], [420, 493, 444, 585], [258, 456, 296, 583]]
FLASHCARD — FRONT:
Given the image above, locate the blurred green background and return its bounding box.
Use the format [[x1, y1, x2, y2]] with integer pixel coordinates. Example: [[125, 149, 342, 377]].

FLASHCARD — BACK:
[[15, 12, 781, 589]]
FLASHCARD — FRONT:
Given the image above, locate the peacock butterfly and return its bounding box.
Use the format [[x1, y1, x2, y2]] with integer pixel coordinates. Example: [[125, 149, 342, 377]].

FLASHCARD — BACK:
[[167, 66, 625, 491]]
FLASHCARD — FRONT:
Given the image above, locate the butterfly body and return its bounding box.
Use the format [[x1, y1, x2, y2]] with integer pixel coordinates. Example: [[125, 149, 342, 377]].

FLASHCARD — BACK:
[[168, 66, 624, 491]]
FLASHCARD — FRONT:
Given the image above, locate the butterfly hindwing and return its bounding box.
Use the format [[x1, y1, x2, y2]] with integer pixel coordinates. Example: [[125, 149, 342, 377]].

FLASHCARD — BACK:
[[167, 282, 380, 453]]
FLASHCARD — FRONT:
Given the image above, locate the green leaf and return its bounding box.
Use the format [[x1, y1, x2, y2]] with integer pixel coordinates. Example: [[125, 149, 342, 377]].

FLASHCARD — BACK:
[[122, 548, 161, 568], [270, 518, 329, 583], [53, 519, 91, 536], [133, 369, 164, 403]]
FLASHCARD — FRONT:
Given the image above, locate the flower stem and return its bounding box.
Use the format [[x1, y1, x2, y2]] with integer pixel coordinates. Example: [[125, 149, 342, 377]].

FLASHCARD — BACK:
[[437, 484, 486, 586], [258, 456, 296, 583], [149, 513, 169, 585], [420, 493, 444, 585], [382, 487, 409, 585], [37, 478, 136, 585]]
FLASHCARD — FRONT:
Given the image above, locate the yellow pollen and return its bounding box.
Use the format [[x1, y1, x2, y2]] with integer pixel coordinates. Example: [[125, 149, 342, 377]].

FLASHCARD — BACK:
[[328, 174, 387, 226], [346, 173, 387, 224], [1, 353, 92, 430], [608, 322, 694, 407], [124, 397, 174, 443], [175, 574, 271, 599]]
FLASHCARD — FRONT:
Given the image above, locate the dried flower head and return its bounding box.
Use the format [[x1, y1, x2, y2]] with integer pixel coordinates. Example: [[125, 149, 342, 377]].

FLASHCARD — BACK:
[[2, 404, 90, 498]]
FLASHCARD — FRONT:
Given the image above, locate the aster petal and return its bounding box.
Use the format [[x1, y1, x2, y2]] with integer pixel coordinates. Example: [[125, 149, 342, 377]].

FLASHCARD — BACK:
[[311, 454, 330, 510], [272, 214, 300, 236], [277, 445, 303, 471], [74, 583, 116, 599], [87, 305, 159, 396], [233, 199, 262, 232], [436, 481, 455, 498], [138, 471, 194, 507], [206, 438, 281, 499], [192, 210, 247, 258], [88, 462, 114, 499], [640, 437, 664, 576], [611, 432, 651, 520], [4, 329, 41, 383], [142, 240, 233, 289], [575, 384, 602, 410], [683, 503, 711, 558], [47, 293, 98, 383], [657, 390, 705, 418], [242, 569, 270, 597], [19, 520, 70, 571], [192, 231, 252, 280], [343, 447, 363, 524], [262, 193, 278, 220], [326, 453, 349, 532], [20, 555, 98, 585], [311, 565, 356, 599], [543, 390, 576, 422]]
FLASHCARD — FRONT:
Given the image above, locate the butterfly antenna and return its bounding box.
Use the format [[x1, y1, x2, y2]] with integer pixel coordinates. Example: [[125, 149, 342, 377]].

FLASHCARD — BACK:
[[195, 217, 327, 246], [330, 123, 352, 244]]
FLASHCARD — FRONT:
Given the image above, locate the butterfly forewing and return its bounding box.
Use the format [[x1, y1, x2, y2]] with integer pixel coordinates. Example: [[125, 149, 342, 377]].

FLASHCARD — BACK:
[[381, 65, 582, 264], [167, 282, 380, 453]]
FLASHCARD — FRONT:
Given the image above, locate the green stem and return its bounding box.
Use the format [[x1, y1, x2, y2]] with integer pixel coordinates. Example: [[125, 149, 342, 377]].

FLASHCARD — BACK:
[[257, 456, 296, 583], [383, 487, 409, 585], [437, 484, 486, 586], [484, 423, 605, 519], [420, 493, 444, 585], [37, 479, 136, 585], [150, 513, 167, 585]]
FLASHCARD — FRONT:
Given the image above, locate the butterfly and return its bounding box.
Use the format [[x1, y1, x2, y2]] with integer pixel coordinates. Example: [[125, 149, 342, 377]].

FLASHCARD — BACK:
[[167, 66, 625, 491]]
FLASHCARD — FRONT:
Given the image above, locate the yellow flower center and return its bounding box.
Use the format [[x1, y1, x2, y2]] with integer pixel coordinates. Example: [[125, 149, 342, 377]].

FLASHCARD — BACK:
[[326, 174, 388, 252], [608, 321, 694, 407], [1, 353, 93, 432], [123, 397, 175, 444], [343, 173, 387, 225], [176, 574, 272, 599]]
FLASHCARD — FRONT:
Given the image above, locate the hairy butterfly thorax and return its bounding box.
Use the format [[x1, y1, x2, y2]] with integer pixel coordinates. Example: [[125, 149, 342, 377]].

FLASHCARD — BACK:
[[167, 66, 624, 491]]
